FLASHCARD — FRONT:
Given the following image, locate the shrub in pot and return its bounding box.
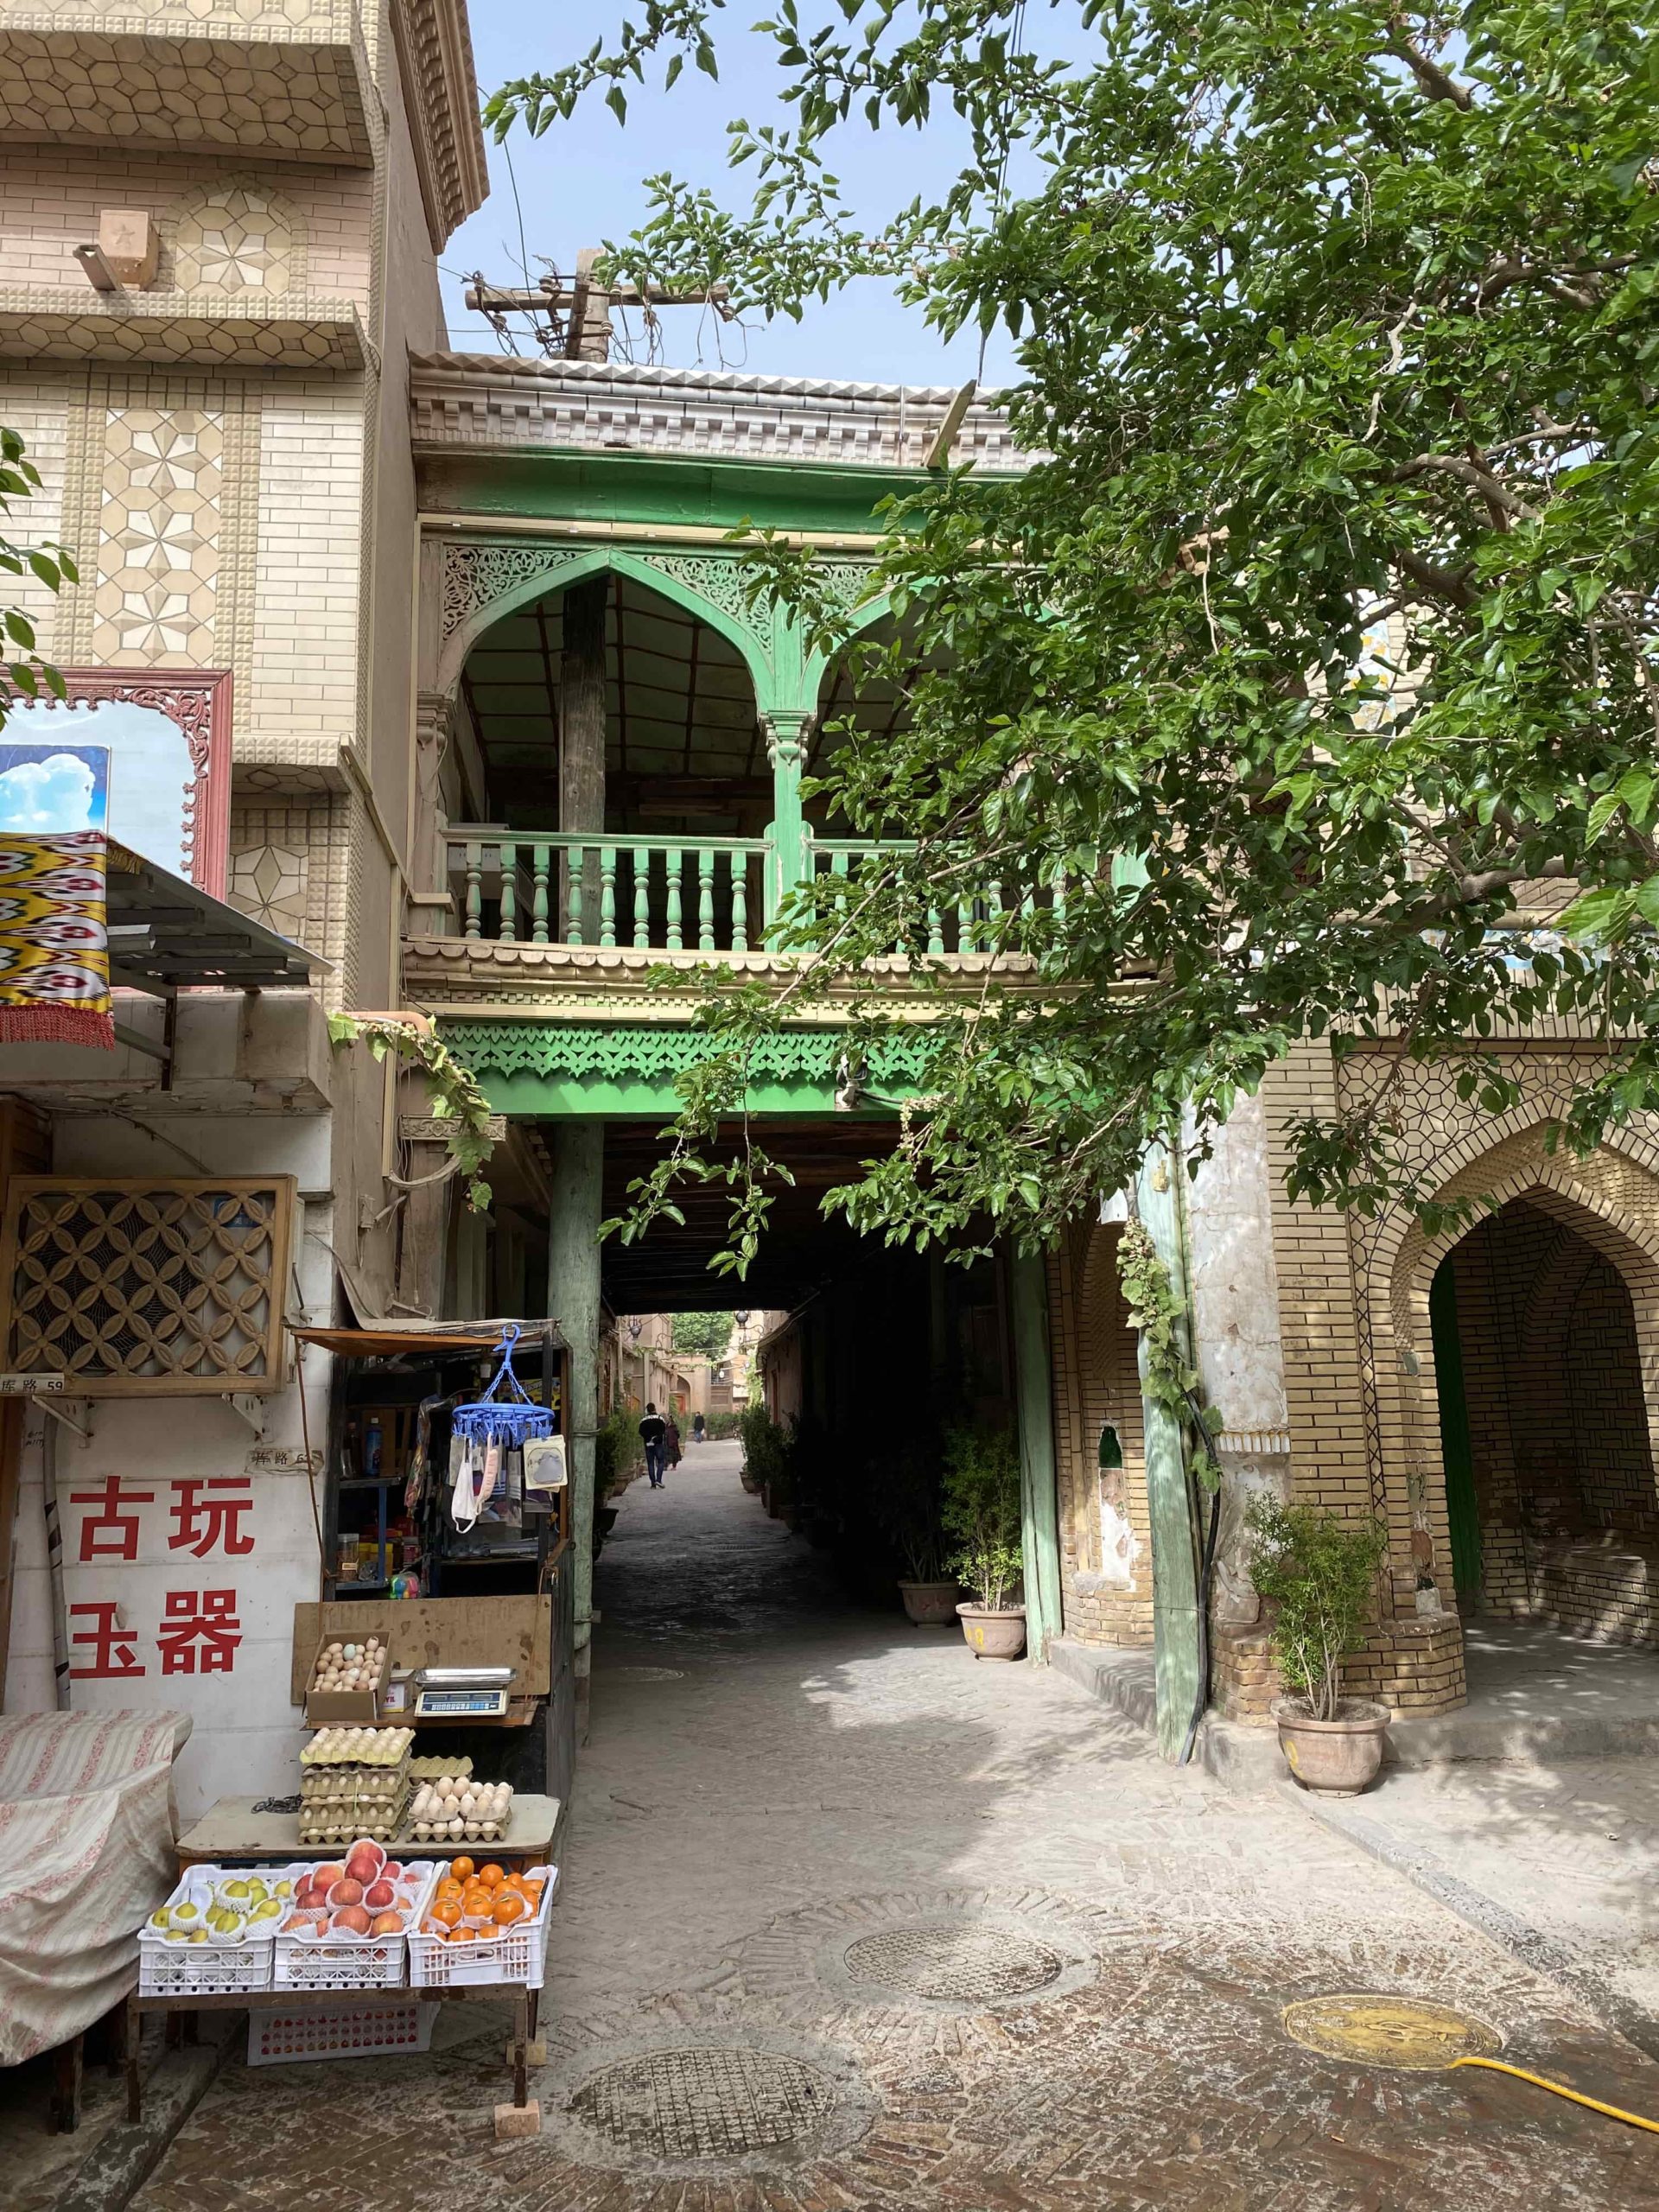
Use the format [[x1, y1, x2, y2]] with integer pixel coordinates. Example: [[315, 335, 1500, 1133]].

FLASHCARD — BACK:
[[942, 1427, 1026, 1659], [874, 1440, 960, 1624], [1245, 1497, 1392, 1793]]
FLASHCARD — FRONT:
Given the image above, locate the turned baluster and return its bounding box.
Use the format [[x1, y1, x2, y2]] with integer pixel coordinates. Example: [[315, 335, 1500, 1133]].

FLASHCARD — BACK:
[[464, 842, 482, 940], [600, 848, 618, 948], [531, 844, 550, 943]]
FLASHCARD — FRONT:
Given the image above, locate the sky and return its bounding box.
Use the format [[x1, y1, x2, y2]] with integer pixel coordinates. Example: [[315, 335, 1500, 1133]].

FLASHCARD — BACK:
[[441, 3, 1029, 389]]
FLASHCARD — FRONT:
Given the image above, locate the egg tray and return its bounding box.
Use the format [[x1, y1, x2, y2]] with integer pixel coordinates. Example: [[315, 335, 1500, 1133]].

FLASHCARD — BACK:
[[301, 1762, 410, 1805], [408, 1755, 472, 1781], [301, 1728, 414, 1768], [298, 1782, 410, 1847], [404, 1814, 512, 1847]]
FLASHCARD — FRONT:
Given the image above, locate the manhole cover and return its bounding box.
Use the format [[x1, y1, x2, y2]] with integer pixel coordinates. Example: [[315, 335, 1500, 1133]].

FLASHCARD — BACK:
[[1283, 1994, 1503, 2070], [843, 1924, 1065, 2002], [570, 2046, 837, 2158]]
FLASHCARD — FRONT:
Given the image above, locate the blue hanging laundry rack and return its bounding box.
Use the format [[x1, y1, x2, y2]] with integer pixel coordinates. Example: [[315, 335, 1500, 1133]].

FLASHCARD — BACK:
[[451, 1325, 554, 1448]]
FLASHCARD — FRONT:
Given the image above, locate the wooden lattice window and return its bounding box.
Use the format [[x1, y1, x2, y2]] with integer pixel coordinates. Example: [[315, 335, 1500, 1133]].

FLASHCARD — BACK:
[[0, 1177, 296, 1396]]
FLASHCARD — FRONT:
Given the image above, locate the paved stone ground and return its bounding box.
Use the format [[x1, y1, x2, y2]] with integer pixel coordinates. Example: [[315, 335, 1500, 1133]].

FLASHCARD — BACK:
[[1324, 1754, 1659, 2021], [137, 1444, 1659, 2211]]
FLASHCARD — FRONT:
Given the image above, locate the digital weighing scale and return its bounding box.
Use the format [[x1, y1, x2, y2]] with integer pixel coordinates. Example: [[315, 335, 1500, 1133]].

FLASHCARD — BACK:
[[413, 1666, 515, 1719]]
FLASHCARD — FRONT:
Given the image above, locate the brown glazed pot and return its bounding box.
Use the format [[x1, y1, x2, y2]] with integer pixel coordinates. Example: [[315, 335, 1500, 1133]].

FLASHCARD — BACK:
[[1272, 1698, 1391, 1795], [898, 1579, 963, 1625], [957, 1603, 1027, 1661]]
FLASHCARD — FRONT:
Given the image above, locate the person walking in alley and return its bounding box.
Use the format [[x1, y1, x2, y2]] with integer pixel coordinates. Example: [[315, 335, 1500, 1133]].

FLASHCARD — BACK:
[[639, 1402, 667, 1488], [664, 1410, 683, 1475], [692, 1411, 706, 1444]]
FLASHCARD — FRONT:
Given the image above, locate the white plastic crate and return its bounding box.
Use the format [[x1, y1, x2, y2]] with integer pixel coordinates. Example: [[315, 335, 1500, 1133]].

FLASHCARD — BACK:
[[137, 1863, 293, 1997], [406, 1866, 556, 1991], [247, 2000, 438, 2066], [273, 1861, 440, 1992]]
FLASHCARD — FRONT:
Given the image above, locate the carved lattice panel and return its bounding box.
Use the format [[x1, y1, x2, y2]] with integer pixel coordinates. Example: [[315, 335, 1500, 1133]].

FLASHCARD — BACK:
[[0, 1177, 296, 1395]]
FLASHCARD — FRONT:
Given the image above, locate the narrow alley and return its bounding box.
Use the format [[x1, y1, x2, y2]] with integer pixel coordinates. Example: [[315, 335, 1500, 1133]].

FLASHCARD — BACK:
[[135, 1445, 1659, 2212]]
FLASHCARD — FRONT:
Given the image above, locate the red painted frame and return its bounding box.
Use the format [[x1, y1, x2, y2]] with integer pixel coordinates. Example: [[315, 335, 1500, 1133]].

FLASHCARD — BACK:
[[19, 669, 233, 899]]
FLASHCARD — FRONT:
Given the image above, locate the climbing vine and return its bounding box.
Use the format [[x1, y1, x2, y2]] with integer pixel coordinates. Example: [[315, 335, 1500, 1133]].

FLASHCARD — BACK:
[[1116, 1219, 1224, 1491], [326, 1014, 497, 1211]]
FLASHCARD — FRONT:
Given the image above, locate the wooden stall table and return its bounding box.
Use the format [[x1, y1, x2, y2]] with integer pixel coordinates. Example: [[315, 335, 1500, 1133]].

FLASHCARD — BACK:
[[174, 1794, 563, 1877], [124, 1977, 544, 2127]]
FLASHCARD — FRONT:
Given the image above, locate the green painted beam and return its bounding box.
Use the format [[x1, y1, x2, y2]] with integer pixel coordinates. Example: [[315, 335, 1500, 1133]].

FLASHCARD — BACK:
[[482, 1071, 879, 1117], [1010, 1250, 1064, 1665], [421, 449, 939, 539], [1134, 1142, 1203, 1761]]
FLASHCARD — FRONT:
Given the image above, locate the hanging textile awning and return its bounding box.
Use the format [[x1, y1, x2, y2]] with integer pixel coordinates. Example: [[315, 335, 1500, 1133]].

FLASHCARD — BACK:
[[287, 1318, 567, 1358]]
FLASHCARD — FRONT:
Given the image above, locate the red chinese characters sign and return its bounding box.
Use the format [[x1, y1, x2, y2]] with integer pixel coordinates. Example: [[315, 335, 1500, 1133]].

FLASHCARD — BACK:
[[66, 1474, 252, 1679]]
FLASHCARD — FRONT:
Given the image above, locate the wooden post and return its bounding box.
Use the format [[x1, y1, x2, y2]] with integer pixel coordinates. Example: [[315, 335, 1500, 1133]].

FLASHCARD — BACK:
[[1135, 1139, 1203, 1759], [560, 575, 607, 934], [546, 1125, 603, 1662], [1011, 1251, 1064, 1664]]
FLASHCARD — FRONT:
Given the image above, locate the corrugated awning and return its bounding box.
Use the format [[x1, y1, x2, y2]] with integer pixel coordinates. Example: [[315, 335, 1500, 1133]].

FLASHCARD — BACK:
[[108, 839, 322, 994], [288, 1318, 567, 1358]]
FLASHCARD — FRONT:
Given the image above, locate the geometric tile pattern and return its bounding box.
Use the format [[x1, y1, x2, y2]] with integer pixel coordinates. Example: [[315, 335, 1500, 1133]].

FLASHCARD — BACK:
[[0, 293, 364, 369], [92, 407, 221, 664], [227, 841, 308, 937], [0, 20, 371, 167], [172, 189, 293, 294]]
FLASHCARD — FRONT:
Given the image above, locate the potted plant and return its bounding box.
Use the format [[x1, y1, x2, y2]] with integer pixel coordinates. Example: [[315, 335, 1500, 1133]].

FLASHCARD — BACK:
[[941, 1427, 1026, 1659], [874, 1441, 961, 1624], [1246, 1497, 1392, 1793]]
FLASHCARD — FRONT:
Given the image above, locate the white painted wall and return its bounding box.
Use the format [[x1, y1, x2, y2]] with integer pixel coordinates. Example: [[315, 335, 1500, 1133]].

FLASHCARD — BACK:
[[4, 1110, 337, 1822]]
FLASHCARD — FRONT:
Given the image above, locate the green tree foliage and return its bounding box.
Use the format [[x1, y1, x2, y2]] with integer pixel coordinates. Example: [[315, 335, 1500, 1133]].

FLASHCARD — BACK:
[[1, 423, 76, 727], [671, 1309, 734, 1362], [1245, 1498, 1390, 1719], [495, 3, 1659, 1263]]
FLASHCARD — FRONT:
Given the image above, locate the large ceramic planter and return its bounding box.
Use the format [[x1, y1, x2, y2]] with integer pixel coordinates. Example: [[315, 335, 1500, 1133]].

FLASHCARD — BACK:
[[899, 1579, 962, 1626], [1272, 1698, 1391, 1795], [957, 1602, 1027, 1661]]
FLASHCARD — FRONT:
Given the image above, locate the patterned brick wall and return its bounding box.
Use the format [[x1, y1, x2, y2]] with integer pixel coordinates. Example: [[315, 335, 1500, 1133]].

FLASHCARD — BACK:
[[1047, 1219, 1154, 1648]]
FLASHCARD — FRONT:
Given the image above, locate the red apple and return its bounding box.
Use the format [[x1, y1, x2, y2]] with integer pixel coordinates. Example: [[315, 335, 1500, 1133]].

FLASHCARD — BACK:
[[344, 1840, 385, 1885], [364, 1880, 396, 1910], [312, 1864, 344, 1890], [332, 1905, 372, 1936], [370, 1910, 403, 1936], [327, 1878, 364, 1908], [381, 1862, 404, 1881]]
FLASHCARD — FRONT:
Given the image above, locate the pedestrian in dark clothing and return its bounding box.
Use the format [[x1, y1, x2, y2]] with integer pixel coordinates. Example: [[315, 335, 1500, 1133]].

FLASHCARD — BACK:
[[692, 1411, 706, 1444], [639, 1402, 667, 1487], [664, 1413, 683, 1471]]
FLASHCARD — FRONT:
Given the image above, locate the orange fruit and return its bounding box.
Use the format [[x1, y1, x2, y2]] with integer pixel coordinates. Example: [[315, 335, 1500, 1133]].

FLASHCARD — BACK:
[[432, 1899, 461, 1929], [451, 1924, 477, 1943], [493, 1892, 527, 1926], [477, 1863, 505, 1890], [449, 1856, 474, 1883], [436, 1877, 462, 1897]]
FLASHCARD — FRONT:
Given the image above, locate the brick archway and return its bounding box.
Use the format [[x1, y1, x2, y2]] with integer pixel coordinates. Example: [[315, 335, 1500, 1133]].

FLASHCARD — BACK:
[[1378, 1129, 1659, 1618]]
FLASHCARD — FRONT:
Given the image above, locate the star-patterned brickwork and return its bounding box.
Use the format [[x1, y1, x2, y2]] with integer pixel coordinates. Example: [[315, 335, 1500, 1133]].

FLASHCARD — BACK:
[[227, 842, 308, 936], [92, 408, 221, 664], [172, 189, 293, 295]]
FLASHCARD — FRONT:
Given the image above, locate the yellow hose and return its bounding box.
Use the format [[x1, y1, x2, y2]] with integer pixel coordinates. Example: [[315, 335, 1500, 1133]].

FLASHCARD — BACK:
[[1449, 2056, 1659, 2133]]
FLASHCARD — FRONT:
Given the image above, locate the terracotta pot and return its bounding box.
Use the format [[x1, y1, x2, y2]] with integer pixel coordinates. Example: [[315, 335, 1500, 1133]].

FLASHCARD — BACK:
[[898, 1579, 962, 1625], [957, 1602, 1027, 1661], [1272, 1698, 1391, 1795]]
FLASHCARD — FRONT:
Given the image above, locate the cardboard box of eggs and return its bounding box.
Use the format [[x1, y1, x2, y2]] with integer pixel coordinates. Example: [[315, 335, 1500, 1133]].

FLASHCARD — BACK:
[[307, 1635, 391, 1724], [408, 1762, 514, 1845]]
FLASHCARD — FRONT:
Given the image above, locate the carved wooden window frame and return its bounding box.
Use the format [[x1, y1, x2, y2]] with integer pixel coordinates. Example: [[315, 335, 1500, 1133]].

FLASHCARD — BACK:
[[0, 1173, 296, 1397], [11, 669, 232, 899]]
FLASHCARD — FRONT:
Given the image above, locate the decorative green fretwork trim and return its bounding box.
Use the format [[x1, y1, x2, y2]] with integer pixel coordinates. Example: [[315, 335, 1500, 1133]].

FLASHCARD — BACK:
[[440, 1020, 934, 1087]]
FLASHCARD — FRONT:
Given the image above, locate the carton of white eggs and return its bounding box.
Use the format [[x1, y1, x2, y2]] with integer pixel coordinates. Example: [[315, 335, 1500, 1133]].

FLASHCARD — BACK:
[[309, 1636, 387, 1696], [408, 1770, 514, 1844]]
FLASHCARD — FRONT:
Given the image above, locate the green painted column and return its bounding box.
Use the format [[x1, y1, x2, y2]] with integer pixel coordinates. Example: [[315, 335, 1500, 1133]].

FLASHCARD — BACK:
[[763, 709, 811, 918], [1134, 1141, 1203, 1759], [546, 1121, 604, 1659], [1010, 1250, 1064, 1665]]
